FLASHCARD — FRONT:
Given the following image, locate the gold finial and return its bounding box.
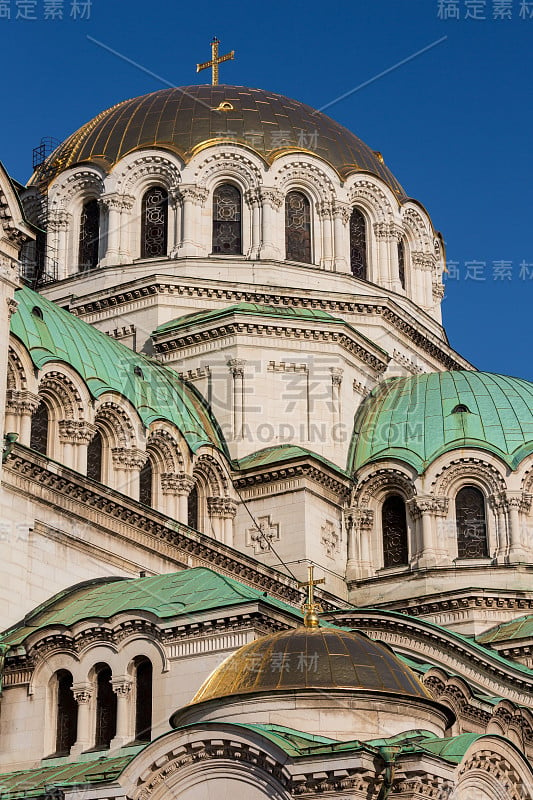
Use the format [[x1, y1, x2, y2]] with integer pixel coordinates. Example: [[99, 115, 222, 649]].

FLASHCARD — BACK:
[[197, 37, 235, 86], [298, 565, 325, 628]]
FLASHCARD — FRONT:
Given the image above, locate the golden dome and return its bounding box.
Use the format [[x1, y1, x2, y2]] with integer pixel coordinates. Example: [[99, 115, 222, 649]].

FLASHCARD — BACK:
[[186, 626, 430, 708], [30, 85, 405, 195]]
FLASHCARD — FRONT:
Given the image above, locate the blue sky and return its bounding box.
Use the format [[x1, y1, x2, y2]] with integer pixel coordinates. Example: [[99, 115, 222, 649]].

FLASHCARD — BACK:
[[1, 0, 531, 378]]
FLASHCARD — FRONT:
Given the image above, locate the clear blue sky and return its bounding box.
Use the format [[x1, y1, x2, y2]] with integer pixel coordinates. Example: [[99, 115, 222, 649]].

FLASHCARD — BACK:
[[1, 0, 531, 378]]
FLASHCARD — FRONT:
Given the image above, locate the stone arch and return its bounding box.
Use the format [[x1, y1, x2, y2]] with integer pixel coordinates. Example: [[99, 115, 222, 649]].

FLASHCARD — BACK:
[[273, 158, 336, 204], [345, 176, 396, 224], [110, 151, 183, 197], [192, 451, 230, 497], [93, 398, 139, 449], [353, 467, 417, 508], [146, 426, 187, 473], [38, 365, 90, 422], [401, 203, 434, 252], [430, 457, 507, 498], [193, 149, 263, 193], [454, 737, 533, 800]]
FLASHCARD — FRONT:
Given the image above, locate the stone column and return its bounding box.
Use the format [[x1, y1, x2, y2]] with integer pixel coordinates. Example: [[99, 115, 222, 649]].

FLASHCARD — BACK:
[[245, 188, 261, 259], [503, 491, 529, 562], [46, 210, 71, 280], [388, 224, 405, 293], [71, 684, 93, 755], [172, 185, 209, 257], [168, 186, 182, 256], [259, 188, 283, 260], [318, 202, 334, 270], [411, 251, 437, 309], [161, 472, 195, 523], [207, 497, 238, 545], [58, 420, 96, 473], [489, 493, 508, 562], [111, 448, 148, 500], [332, 202, 350, 272], [408, 496, 449, 568], [345, 508, 374, 581], [110, 677, 133, 749], [5, 389, 39, 446], [228, 359, 246, 441], [330, 367, 343, 443], [100, 194, 135, 266]]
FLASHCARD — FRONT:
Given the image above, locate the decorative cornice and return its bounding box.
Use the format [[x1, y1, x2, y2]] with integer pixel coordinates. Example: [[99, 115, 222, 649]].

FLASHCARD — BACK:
[[233, 462, 351, 499], [68, 282, 469, 371]]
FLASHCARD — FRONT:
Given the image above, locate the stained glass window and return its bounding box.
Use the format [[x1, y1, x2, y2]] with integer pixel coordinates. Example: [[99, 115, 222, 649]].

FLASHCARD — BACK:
[[141, 187, 168, 258], [398, 239, 406, 289], [55, 670, 78, 756], [212, 184, 242, 255], [456, 486, 488, 559], [350, 208, 367, 279], [135, 659, 153, 742], [30, 401, 49, 455], [78, 199, 100, 271], [87, 431, 103, 482], [94, 665, 117, 749], [382, 494, 409, 568], [139, 458, 153, 508], [188, 484, 199, 530], [285, 191, 311, 263]]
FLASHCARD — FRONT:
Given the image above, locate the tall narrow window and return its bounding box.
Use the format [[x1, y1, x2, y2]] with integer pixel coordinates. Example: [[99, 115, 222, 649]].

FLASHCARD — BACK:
[[139, 458, 153, 508], [94, 665, 117, 749], [30, 401, 49, 455], [78, 199, 100, 271], [87, 430, 103, 482], [55, 670, 78, 756], [456, 486, 488, 559], [212, 184, 242, 255], [382, 494, 409, 568], [135, 659, 153, 742], [141, 186, 168, 258], [349, 208, 367, 279], [398, 238, 406, 289], [285, 191, 311, 263], [188, 484, 199, 530]]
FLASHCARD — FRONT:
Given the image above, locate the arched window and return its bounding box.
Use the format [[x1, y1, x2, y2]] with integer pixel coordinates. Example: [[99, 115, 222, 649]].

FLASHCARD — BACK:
[[87, 430, 103, 482], [54, 670, 78, 756], [285, 191, 311, 263], [78, 199, 100, 271], [382, 494, 409, 568], [212, 184, 242, 255], [139, 458, 153, 507], [188, 484, 199, 530], [94, 665, 117, 749], [141, 186, 168, 258], [349, 208, 367, 279], [30, 401, 49, 455], [456, 486, 488, 559], [134, 659, 153, 742], [398, 238, 406, 289]]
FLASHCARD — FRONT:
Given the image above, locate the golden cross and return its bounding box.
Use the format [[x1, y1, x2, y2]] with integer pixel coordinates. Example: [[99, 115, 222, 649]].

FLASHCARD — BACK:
[[197, 37, 235, 86], [298, 565, 325, 628]]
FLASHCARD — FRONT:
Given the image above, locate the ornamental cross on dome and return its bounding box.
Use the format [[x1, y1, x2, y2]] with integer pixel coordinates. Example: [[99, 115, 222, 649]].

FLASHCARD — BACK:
[[298, 565, 325, 628], [197, 37, 235, 86]]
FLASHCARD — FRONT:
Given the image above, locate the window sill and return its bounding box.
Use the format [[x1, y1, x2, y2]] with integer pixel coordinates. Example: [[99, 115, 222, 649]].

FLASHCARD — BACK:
[[376, 564, 410, 577], [453, 558, 493, 567]]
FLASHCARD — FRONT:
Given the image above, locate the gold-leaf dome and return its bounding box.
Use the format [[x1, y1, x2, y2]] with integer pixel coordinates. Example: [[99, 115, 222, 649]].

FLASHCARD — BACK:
[[30, 85, 405, 195], [184, 626, 430, 709]]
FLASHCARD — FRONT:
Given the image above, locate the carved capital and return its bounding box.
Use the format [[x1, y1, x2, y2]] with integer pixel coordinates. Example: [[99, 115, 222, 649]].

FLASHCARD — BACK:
[[111, 678, 133, 697], [411, 250, 437, 271], [408, 495, 449, 519], [432, 280, 445, 300], [373, 222, 395, 241], [6, 389, 40, 416], [99, 193, 135, 212], [72, 683, 93, 704], [176, 184, 209, 207], [58, 420, 97, 444], [330, 367, 344, 387], [111, 447, 148, 471], [346, 507, 374, 530], [259, 188, 284, 210], [244, 187, 261, 208], [317, 201, 334, 219], [332, 202, 351, 223], [161, 472, 196, 496], [7, 298, 18, 319], [228, 358, 246, 378], [207, 496, 238, 518]]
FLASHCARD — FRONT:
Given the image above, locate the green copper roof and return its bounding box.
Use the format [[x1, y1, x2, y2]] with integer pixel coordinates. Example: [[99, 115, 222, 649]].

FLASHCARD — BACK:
[[409, 733, 483, 763], [477, 615, 533, 645], [0, 752, 139, 799], [154, 302, 340, 335], [154, 303, 388, 358], [236, 444, 348, 476], [0, 568, 300, 649], [348, 371, 533, 475], [11, 286, 225, 454]]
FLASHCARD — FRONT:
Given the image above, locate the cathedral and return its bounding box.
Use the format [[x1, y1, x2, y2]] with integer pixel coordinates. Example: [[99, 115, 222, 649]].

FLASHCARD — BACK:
[[1, 42, 533, 798]]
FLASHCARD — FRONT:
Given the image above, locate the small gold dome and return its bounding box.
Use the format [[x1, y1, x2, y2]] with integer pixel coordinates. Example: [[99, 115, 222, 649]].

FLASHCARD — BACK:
[[187, 626, 430, 707]]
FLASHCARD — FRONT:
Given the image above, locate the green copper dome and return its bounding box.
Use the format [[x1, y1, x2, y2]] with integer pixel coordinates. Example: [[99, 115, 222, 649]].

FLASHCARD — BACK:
[[11, 286, 226, 454], [348, 371, 533, 475]]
